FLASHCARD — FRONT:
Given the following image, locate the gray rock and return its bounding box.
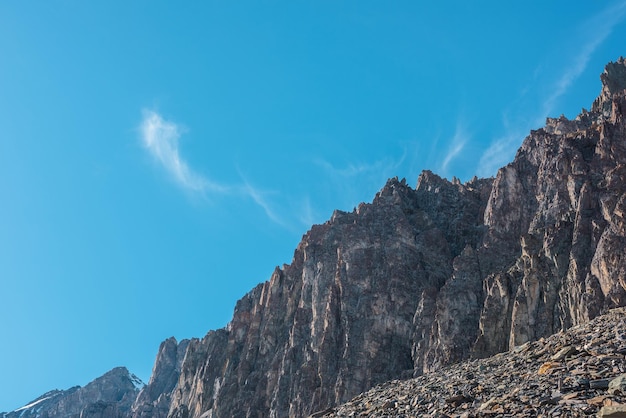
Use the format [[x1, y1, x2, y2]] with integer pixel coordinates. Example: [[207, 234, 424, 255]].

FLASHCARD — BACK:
[[590, 379, 611, 389], [132, 337, 191, 418], [6, 57, 626, 418], [608, 374, 626, 395], [167, 57, 626, 418], [324, 308, 626, 417], [599, 405, 626, 418], [168, 176, 492, 417], [2, 367, 143, 418]]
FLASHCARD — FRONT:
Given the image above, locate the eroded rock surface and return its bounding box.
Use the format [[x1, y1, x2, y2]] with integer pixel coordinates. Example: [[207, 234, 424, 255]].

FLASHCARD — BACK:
[[5, 58, 626, 418], [319, 308, 626, 417], [132, 337, 191, 418], [1, 367, 143, 418], [168, 175, 492, 417], [167, 57, 626, 417]]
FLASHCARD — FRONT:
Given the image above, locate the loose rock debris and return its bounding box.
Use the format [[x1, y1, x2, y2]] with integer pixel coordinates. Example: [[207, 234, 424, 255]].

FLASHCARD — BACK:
[[317, 308, 626, 417]]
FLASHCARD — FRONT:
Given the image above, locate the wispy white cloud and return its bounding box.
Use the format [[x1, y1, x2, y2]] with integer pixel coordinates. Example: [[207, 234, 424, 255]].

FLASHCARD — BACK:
[[237, 166, 322, 230], [139, 110, 317, 231], [541, 0, 626, 117], [478, 1, 626, 178], [477, 108, 525, 177], [476, 131, 521, 178], [140, 110, 227, 193], [240, 179, 289, 228], [439, 122, 469, 175], [315, 154, 405, 181], [298, 196, 316, 228], [315, 154, 407, 207], [238, 176, 323, 231]]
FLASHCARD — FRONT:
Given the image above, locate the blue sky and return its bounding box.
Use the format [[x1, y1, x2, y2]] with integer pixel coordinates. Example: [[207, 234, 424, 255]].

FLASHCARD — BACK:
[[1, 1, 626, 410]]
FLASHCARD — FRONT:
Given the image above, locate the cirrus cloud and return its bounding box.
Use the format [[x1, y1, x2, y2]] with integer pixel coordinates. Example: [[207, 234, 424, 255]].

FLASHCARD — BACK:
[[139, 110, 227, 193], [138, 109, 310, 230], [477, 1, 626, 178]]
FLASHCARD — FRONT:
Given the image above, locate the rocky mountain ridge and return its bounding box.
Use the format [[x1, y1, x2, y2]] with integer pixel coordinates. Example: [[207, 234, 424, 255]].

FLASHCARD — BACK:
[[1, 367, 143, 418], [4, 57, 626, 418]]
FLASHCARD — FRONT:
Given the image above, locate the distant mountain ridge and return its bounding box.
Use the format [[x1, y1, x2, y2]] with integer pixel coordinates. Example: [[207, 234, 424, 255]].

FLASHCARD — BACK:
[[1, 367, 143, 418], [4, 57, 626, 418]]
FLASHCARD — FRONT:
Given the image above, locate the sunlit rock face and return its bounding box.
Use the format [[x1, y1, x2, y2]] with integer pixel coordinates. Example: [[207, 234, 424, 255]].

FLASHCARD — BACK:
[[5, 58, 626, 418], [168, 174, 491, 418], [166, 58, 626, 417], [131, 337, 191, 418], [473, 57, 626, 357]]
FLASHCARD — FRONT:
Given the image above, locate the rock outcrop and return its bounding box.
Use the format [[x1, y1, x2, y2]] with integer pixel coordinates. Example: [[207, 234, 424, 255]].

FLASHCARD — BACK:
[[1, 337, 191, 418], [320, 307, 626, 417], [131, 338, 191, 418], [168, 175, 492, 418], [167, 57, 626, 417], [5, 57, 626, 418], [1, 367, 143, 418]]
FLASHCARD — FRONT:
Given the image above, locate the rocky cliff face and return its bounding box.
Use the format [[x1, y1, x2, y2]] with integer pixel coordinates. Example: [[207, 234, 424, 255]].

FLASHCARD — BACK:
[[5, 58, 626, 418], [168, 174, 492, 418], [470, 56, 626, 355], [167, 57, 626, 417], [1, 338, 191, 418], [1, 367, 143, 418], [321, 307, 626, 417], [131, 338, 191, 418]]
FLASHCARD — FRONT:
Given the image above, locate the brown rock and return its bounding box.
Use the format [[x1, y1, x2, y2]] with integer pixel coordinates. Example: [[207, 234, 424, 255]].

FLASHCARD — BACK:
[[609, 375, 626, 395], [598, 405, 626, 418], [8, 58, 626, 418], [552, 345, 577, 361], [538, 362, 561, 375], [588, 396, 608, 406]]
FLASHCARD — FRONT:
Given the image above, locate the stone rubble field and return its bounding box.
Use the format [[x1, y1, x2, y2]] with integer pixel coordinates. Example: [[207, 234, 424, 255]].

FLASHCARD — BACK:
[[316, 308, 626, 418]]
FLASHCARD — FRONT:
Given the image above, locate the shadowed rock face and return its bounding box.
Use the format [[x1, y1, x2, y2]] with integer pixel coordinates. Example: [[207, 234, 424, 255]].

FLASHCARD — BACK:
[[5, 58, 626, 418]]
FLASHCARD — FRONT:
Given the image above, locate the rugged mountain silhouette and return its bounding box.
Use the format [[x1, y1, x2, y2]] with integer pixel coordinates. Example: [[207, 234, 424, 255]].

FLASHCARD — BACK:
[[4, 57, 626, 418]]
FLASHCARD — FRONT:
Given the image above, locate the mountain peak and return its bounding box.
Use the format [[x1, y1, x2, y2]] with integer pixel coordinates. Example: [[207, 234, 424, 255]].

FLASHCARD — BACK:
[[592, 57, 626, 115], [601, 57, 626, 95], [2, 367, 142, 418], [10, 56, 626, 418]]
